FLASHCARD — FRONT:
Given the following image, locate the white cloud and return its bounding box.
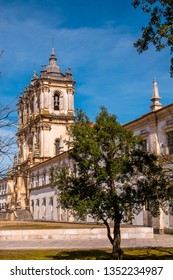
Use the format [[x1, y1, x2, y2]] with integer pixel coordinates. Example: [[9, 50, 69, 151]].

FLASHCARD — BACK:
[[0, 2, 172, 125]]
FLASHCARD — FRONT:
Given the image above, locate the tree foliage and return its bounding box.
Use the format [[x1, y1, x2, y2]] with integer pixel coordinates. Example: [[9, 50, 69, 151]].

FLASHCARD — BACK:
[[132, 0, 173, 76], [52, 107, 171, 259]]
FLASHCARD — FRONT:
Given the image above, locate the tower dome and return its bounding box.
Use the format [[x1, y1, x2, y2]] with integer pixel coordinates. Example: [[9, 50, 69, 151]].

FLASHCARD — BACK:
[[46, 48, 61, 75]]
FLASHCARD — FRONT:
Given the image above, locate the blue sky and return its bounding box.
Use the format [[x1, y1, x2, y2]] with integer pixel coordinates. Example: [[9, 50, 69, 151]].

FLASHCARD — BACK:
[[0, 0, 172, 126]]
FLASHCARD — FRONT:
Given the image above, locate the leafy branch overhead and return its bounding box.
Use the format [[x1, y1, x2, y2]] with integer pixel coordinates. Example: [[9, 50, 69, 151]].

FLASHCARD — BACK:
[[132, 0, 173, 76]]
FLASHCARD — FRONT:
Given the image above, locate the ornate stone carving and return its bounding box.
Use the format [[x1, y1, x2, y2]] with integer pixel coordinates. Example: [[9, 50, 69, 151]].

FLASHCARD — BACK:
[[40, 122, 51, 131]]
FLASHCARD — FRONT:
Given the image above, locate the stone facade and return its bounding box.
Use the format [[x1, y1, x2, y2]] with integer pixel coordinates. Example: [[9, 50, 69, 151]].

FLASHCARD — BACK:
[[28, 152, 74, 222], [16, 48, 75, 212], [0, 48, 75, 220], [124, 79, 173, 232], [0, 49, 173, 232]]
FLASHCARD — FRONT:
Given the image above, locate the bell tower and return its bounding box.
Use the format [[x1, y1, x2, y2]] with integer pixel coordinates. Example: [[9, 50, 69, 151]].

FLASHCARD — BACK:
[[15, 49, 75, 209], [17, 48, 75, 165]]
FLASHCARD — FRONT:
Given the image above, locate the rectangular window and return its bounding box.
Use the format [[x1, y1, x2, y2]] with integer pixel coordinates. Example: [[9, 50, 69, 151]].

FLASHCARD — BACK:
[[73, 163, 77, 177], [42, 171, 46, 185], [21, 109, 24, 124], [30, 177, 34, 188], [55, 139, 60, 155], [37, 94, 40, 111], [31, 200, 34, 214], [36, 174, 39, 187], [167, 131, 173, 154], [30, 97, 34, 113], [142, 139, 147, 152]]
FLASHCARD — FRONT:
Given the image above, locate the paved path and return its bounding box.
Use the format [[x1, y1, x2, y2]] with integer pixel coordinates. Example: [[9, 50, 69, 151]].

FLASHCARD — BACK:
[[0, 235, 173, 250]]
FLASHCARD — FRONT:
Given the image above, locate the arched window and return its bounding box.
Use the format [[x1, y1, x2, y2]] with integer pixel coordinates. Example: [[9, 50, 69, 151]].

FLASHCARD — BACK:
[[54, 93, 60, 110]]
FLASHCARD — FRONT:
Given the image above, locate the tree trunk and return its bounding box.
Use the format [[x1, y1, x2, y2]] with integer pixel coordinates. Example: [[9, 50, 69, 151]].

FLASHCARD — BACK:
[[111, 218, 123, 260], [103, 217, 123, 260]]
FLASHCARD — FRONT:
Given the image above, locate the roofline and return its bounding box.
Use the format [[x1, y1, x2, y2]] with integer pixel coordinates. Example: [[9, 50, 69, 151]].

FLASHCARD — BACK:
[[29, 149, 72, 171], [123, 103, 173, 127]]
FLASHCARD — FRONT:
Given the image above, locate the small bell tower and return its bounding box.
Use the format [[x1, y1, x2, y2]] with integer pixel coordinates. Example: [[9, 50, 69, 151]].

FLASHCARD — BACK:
[[150, 78, 162, 112]]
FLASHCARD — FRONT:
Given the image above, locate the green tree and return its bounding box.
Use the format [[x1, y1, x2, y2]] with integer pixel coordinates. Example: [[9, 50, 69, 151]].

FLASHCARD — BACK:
[[52, 107, 171, 259], [132, 0, 173, 76]]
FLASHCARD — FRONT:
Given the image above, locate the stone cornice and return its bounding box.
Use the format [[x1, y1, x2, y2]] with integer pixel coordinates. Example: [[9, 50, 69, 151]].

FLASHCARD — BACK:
[[17, 113, 75, 135], [124, 103, 173, 131], [29, 150, 70, 171], [162, 124, 173, 132]]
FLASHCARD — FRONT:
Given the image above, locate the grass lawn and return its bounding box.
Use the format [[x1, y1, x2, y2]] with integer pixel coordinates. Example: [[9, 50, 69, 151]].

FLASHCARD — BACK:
[[1, 221, 173, 259], [0, 248, 173, 260], [0, 221, 104, 230]]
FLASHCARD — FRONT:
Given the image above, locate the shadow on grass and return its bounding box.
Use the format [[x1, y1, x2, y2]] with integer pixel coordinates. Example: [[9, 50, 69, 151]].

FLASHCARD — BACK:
[[48, 248, 173, 260], [48, 250, 111, 260], [1, 248, 173, 260], [124, 248, 173, 260]]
